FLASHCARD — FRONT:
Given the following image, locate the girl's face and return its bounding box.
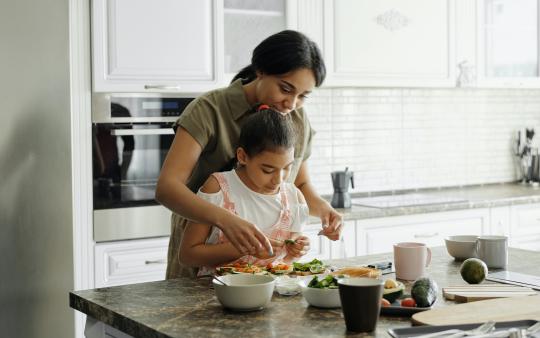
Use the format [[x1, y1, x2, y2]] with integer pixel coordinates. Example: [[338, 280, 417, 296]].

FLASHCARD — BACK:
[[254, 68, 316, 114], [236, 147, 295, 195]]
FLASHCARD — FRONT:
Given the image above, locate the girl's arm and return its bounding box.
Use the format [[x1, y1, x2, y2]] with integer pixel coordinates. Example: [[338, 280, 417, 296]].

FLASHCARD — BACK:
[[294, 161, 343, 241], [156, 127, 272, 255]]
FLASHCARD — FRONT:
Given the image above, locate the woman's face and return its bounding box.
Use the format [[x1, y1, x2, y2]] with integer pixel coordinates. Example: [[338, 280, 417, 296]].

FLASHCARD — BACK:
[[236, 147, 295, 195], [254, 68, 316, 114]]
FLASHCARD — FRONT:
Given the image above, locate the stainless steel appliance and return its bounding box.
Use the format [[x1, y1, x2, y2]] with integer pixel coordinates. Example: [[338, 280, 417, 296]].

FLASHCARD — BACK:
[[92, 94, 194, 241], [330, 168, 355, 208]]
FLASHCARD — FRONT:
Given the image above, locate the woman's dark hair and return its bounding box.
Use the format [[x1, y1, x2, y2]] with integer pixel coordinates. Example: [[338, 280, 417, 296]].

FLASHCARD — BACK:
[[232, 30, 326, 87], [238, 107, 297, 158]]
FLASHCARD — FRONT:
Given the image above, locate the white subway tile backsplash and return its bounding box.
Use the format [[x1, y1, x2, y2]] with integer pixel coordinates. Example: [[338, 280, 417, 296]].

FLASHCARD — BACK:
[[306, 87, 540, 195]]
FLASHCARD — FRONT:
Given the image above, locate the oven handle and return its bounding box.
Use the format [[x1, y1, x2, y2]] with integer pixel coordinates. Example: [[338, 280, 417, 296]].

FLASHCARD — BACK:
[[110, 129, 175, 136]]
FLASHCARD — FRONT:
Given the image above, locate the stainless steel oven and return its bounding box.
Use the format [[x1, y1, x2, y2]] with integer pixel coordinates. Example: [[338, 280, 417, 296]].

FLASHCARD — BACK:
[[92, 94, 194, 242]]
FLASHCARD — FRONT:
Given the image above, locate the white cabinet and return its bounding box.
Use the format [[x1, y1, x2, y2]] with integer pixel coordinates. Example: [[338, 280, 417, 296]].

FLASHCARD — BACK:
[[303, 222, 331, 260], [322, 0, 456, 87], [92, 0, 221, 93], [95, 237, 169, 288], [223, 0, 297, 81], [357, 208, 489, 255], [510, 203, 540, 250]]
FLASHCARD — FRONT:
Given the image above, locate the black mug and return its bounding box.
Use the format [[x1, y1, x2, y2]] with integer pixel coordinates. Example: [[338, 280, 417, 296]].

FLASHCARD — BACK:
[[338, 277, 384, 332]]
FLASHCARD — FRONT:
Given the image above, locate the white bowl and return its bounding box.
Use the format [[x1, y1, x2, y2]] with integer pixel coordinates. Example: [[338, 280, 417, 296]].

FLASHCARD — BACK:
[[213, 274, 275, 311], [298, 276, 341, 308], [445, 235, 478, 261]]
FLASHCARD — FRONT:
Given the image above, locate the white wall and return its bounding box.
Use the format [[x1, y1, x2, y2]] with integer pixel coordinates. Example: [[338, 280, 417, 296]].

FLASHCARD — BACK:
[[307, 88, 540, 195]]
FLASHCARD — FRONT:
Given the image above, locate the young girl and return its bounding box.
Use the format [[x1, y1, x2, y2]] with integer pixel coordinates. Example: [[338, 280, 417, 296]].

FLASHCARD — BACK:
[[179, 107, 310, 275]]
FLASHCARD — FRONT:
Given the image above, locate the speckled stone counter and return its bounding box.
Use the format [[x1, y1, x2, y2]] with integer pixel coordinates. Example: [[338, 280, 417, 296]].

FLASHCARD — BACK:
[[70, 247, 540, 338], [321, 183, 540, 223]]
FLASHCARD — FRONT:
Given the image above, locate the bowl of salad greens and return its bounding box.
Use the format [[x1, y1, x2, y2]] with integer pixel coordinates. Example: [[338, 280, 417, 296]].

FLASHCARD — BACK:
[[298, 274, 342, 308]]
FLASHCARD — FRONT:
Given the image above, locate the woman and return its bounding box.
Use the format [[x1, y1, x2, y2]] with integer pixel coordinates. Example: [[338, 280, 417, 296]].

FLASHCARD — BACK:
[[156, 30, 343, 278]]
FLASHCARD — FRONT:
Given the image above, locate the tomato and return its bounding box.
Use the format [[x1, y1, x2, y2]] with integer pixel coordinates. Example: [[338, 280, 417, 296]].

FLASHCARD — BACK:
[[400, 298, 417, 307], [381, 298, 391, 307], [266, 263, 274, 270]]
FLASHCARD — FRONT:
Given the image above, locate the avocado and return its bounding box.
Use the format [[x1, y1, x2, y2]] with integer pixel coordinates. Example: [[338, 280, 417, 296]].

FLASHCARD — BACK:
[[411, 277, 438, 307], [382, 280, 405, 303]]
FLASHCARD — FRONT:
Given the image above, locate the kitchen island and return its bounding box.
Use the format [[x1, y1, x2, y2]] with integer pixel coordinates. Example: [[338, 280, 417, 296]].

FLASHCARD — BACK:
[[70, 247, 540, 338]]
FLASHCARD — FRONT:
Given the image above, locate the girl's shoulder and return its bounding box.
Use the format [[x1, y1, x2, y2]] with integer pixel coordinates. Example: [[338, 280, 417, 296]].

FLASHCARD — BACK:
[[200, 174, 221, 194], [282, 182, 306, 204]]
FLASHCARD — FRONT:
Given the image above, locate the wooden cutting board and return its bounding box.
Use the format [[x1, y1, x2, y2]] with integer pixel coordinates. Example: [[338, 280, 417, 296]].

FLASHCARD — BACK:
[[443, 285, 537, 302], [412, 295, 540, 325]]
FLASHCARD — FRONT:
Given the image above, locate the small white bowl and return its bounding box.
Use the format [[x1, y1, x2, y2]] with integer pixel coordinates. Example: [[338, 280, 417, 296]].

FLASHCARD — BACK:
[[298, 276, 341, 308], [213, 274, 276, 311], [445, 235, 478, 261]]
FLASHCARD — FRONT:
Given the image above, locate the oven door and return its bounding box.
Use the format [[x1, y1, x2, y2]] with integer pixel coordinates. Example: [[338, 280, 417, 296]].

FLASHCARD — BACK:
[[92, 123, 174, 241]]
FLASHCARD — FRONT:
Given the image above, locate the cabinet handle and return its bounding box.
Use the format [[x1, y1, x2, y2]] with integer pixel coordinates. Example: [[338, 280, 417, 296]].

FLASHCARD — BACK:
[[144, 85, 182, 91], [145, 259, 166, 265], [414, 232, 439, 239]]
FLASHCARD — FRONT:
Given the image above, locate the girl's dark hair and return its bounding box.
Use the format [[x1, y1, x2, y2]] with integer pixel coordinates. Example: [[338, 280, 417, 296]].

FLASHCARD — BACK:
[[232, 30, 326, 87], [238, 108, 297, 158]]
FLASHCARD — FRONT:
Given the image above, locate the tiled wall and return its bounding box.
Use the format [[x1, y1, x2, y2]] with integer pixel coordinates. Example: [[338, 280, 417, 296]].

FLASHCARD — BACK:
[[306, 88, 540, 195]]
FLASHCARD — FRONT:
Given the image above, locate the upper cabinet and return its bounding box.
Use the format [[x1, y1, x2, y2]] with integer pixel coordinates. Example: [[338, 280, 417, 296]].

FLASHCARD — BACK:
[[92, 0, 221, 93], [476, 0, 540, 87], [321, 0, 456, 88], [223, 0, 297, 82]]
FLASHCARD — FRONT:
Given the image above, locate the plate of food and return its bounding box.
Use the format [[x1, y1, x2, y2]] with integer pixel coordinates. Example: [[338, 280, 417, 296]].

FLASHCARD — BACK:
[[292, 259, 327, 275], [266, 262, 294, 275], [216, 263, 267, 275], [330, 266, 381, 278], [380, 298, 432, 316]]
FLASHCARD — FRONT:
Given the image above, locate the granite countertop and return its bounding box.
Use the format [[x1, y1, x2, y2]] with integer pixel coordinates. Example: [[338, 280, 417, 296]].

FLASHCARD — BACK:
[[318, 183, 540, 223], [70, 247, 540, 338]]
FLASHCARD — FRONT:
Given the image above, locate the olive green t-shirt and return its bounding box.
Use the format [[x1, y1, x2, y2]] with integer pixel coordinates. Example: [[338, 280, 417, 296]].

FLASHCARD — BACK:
[[175, 79, 315, 191]]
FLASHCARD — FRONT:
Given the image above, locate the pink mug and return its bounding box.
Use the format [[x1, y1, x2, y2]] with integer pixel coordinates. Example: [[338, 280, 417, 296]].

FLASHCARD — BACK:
[[393, 242, 432, 281]]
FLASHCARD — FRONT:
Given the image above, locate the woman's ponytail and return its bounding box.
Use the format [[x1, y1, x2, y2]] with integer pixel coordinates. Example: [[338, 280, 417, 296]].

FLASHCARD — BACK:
[[231, 64, 257, 84]]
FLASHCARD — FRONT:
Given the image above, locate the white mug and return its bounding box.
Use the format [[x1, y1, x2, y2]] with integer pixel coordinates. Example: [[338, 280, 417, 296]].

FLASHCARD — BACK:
[[393, 242, 432, 281], [476, 236, 508, 269]]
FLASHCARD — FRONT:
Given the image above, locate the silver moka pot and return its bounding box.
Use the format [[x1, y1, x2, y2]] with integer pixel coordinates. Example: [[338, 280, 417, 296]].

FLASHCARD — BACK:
[[331, 168, 354, 208]]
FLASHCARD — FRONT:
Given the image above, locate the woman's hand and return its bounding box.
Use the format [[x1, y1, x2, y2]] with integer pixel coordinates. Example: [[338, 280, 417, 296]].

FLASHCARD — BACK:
[[313, 199, 343, 241], [219, 213, 274, 257], [284, 235, 310, 259]]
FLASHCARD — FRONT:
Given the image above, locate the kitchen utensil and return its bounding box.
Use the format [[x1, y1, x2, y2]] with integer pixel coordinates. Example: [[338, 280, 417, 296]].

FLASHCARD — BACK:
[[412, 295, 540, 325], [338, 277, 384, 332], [445, 235, 479, 261], [476, 236, 508, 269], [212, 274, 275, 311], [331, 167, 354, 208], [393, 242, 432, 281], [487, 271, 540, 290], [388, 320, 538, 338], [411, 321, 495, 338], [443, 285, 537, 302]]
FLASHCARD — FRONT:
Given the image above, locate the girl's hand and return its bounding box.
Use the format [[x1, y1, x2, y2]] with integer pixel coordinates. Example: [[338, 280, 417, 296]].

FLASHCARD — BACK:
[[315, 200, 343, 241], [219, 214, 273, 257], [284, 235, 310, 258]]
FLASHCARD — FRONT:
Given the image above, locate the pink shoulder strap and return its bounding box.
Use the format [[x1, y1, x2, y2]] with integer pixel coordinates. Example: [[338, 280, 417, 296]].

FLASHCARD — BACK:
[[211, 172, 236, 213]]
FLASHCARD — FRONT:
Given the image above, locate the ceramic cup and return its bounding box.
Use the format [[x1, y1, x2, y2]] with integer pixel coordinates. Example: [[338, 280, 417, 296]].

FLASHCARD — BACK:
[[476, 235, 508, 269], [393, 242, 432, 281], [338, 277, 384, 332]]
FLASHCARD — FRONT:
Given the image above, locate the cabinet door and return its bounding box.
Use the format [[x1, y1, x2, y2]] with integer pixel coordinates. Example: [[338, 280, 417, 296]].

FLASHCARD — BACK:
[[510, 203, 540, 249], [359, 209, 488, 255], [95, 237, 169, 288], [222, 0, 297, 82], [303, 222, 330, 261], [92, 0, 219, 92], [329, 221, 357, 259], [324, 0, 456, 87]]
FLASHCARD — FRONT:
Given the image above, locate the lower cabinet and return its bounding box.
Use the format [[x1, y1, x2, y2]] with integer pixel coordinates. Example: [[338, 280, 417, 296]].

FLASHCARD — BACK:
[[95, 237, 169, 288], [510, 203, 540, 251]]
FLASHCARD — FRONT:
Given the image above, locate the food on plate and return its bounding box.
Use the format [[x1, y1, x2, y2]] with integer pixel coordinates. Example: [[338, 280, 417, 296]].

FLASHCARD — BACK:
[[331, 266, 381, 278], [400, 297, 417, 308], [216, 263, 266, 275], [411, 277, 438, 307], [382, 278, 405, 303], [381, 298, 391, 307], [307, 274, 339, 289], [266, 262, 293, 275], [293, 259, 326, 275], [460, 258, 488, 284]]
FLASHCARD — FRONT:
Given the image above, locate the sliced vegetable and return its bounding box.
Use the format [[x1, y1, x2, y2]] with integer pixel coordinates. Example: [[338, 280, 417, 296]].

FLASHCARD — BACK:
[[400, 298, 417, 308], [293, 259, 324, 273], [307, 275, 339, 289], [381, 298, 391, 307]]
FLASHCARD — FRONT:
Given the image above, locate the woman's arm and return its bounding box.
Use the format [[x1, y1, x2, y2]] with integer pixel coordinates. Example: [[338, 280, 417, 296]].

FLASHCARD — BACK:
[[294, 161, 343, 240], [156, 127, 272, 255]]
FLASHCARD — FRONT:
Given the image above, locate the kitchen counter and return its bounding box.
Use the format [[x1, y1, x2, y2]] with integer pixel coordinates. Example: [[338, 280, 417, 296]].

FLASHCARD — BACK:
[[325, 183, 540, 223], [70, 247, 540, 338]]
